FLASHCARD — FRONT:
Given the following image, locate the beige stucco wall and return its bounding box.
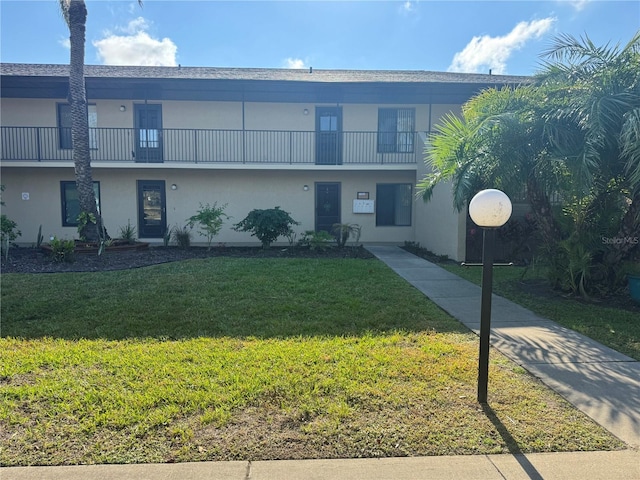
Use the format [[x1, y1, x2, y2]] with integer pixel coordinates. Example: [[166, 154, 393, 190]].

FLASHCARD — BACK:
[[1, 166, 417, 246], [1, 99, 433, 133], [412, 104, 468, 262], [1, 97, 466, 257], [0, 98, 60, 126]]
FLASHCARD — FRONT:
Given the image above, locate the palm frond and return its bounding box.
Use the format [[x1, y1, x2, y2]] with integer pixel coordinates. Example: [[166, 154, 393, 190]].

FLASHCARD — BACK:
[[621, 108, 640, 190]]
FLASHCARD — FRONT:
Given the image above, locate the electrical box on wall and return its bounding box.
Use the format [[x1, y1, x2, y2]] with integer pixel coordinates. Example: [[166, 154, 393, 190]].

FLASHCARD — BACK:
[[353, 199, 374, 214]]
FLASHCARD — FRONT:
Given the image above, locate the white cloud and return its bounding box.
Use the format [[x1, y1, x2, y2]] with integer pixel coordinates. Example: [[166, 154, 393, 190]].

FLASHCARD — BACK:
[[448, 18, 555, 74], [118, 17, 150, 35], [402, 1, 416, 14], [284, 57, 306, 69], [59, 37, 70, 50], [567, 0, 590, 12], [92, 17, 177, 66]]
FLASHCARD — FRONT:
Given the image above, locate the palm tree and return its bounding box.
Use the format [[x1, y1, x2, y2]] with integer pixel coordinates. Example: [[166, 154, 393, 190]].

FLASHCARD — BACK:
[[59, 0, 103, 243], [536, 32, 640, 266], [418, 84, 564, 248], [58, 0, 142, 244], [420, 32, 640, 295]]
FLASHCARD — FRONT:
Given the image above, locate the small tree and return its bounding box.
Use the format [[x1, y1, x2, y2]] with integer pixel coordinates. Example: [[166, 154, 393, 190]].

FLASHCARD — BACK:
[[233, 207, 299, 248], [187, 202, 229, 250], [1, 215, 21, 261], [0, 185, 21, 261]]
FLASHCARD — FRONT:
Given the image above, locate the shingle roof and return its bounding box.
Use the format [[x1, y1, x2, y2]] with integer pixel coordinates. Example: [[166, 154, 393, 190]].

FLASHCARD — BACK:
[[0, 63, 530, 85]]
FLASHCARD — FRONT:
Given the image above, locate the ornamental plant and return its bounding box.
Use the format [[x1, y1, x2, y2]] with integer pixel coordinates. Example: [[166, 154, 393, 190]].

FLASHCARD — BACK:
[[233, 207, 299, 248], [49, 236, 75, 263], [0, 185, 21, 261], [332, 223, 362, 248], [299, 230, 334, 251], [118, 220, 137, 245], [187, 202, 229, 250]]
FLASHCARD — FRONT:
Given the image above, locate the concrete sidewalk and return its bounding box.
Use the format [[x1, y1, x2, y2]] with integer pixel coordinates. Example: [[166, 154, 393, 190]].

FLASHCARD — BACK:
[[366, 245, 640, 450], [3, 246, 639, 480], [3, 450, 639, 480]]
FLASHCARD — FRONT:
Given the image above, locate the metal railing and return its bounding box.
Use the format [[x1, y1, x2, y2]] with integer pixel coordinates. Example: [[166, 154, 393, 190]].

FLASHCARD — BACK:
[[1, 127, 418, 165]]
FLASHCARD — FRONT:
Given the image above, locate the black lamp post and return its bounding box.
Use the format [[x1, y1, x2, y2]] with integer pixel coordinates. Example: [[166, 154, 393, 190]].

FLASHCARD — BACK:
[[468, 189, 512, 404]]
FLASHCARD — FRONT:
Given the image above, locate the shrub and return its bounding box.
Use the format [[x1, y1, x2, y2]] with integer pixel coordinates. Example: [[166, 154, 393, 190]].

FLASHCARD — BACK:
[[299, 230, 334, 251], [49, 237, 75, 263], [118, 220, 137, 244], [76, 212, 96, 242], [332, 223, 362, 247], [0, 185, 22, 261], [0, 214, 21, 261], [233, 207, 299, 248], [187, 202, 229, 250], [172, 225, 192, 249], [163, 226, 173, 247]]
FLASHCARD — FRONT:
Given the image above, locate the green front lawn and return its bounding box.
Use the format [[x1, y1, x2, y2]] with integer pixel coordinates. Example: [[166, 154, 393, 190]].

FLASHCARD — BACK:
[[1, 258, 623, 466]]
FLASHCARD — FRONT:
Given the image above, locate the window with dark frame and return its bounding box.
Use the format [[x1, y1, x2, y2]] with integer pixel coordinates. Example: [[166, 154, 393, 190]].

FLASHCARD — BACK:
[[376, 184, 412, 226], [60, 181, 101, 226], [57, 103, 72, 149], [57, 103, 98, 150], [377, 108, 415, 153]]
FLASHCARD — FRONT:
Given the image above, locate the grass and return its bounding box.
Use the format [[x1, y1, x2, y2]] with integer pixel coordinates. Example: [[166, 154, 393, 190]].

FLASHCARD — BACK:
[[1, 258, 624, 466], [438, 263, 640, 360]]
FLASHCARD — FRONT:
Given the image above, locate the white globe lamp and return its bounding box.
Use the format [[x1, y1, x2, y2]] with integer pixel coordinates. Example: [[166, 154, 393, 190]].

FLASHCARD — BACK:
[[469, 189, 512, 228]]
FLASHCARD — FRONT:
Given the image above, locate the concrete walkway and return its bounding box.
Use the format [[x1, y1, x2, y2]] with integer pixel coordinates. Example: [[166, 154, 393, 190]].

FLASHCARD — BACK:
[[3, 450, 639, 480], [3, 246, 639, 480]]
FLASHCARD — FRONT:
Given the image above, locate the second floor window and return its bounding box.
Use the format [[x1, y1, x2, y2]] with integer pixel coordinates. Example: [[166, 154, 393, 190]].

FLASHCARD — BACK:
[[377, 108, 415, 153], [57, 103, 98, 150]]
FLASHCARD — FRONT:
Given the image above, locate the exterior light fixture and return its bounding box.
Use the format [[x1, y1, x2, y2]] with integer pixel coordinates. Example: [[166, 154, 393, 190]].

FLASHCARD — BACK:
[[303, 185, 309, 191], [171, 184, 178, 190], [303, 108, 309, 115], [468, 189, 512, 404], [119, 105, 126, 112]]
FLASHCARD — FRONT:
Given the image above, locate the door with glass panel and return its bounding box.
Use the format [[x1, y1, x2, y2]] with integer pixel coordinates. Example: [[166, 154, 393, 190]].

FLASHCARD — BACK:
[[315, 107, 343, 165], [137, 180, 166, 238], [134, 104, 163, 162], [315, 182, 341, 233]]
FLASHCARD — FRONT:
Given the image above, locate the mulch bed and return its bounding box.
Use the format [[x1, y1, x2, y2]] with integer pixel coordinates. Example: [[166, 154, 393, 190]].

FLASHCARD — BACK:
[[1, 245, 374, 274]]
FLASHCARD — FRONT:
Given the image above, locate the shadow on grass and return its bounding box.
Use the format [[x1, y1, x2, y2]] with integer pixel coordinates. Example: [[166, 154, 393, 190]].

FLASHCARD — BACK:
[[482, 404, 544, 480]]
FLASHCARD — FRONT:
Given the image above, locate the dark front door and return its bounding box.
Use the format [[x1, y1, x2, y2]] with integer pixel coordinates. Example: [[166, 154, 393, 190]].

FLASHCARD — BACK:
[[315, 107, 342, 165], [315, 182, 341, 233], [134, 104, 163, 162], [137, 180, 166, 238]]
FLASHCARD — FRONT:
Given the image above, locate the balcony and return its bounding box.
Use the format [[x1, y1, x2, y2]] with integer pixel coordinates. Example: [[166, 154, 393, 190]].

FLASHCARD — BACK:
[[1, 127, 419, 166]]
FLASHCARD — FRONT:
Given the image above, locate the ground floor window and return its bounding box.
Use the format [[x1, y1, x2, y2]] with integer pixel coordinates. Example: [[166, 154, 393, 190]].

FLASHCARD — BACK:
[[61, 181, 100, 226], [376, 183, 412, 226]]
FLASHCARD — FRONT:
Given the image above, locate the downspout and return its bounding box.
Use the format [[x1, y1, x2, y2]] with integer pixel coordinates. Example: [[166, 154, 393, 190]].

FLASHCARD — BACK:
[[242, 92, 246, 164], [144, 91, 148, 163]]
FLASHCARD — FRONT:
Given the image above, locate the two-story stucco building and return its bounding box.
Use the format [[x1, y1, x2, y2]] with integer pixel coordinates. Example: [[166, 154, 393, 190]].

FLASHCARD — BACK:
[[0, 63, 527, 260]]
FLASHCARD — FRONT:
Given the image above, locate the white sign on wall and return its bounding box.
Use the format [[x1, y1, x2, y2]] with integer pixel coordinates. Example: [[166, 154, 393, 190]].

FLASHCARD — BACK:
[[353, 199, 374, 214]]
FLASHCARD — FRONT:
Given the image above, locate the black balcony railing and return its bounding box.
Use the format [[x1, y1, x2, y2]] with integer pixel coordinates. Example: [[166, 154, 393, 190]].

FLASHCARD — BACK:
[[1, 127, 419, 165]]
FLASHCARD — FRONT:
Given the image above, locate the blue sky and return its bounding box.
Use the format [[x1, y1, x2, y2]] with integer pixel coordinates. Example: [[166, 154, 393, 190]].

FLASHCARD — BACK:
[[1, 1, 638, 75]]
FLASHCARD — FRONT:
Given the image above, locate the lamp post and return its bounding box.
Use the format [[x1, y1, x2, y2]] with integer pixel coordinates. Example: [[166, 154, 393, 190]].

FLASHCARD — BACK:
[[468, 189, 512, 404]]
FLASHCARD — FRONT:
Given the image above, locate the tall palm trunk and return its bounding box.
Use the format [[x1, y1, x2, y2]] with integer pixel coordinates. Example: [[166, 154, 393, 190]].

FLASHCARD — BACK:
[[525, 176, 562, 247], [61, 0, 105, 243], [606, 194, 640, 266]]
